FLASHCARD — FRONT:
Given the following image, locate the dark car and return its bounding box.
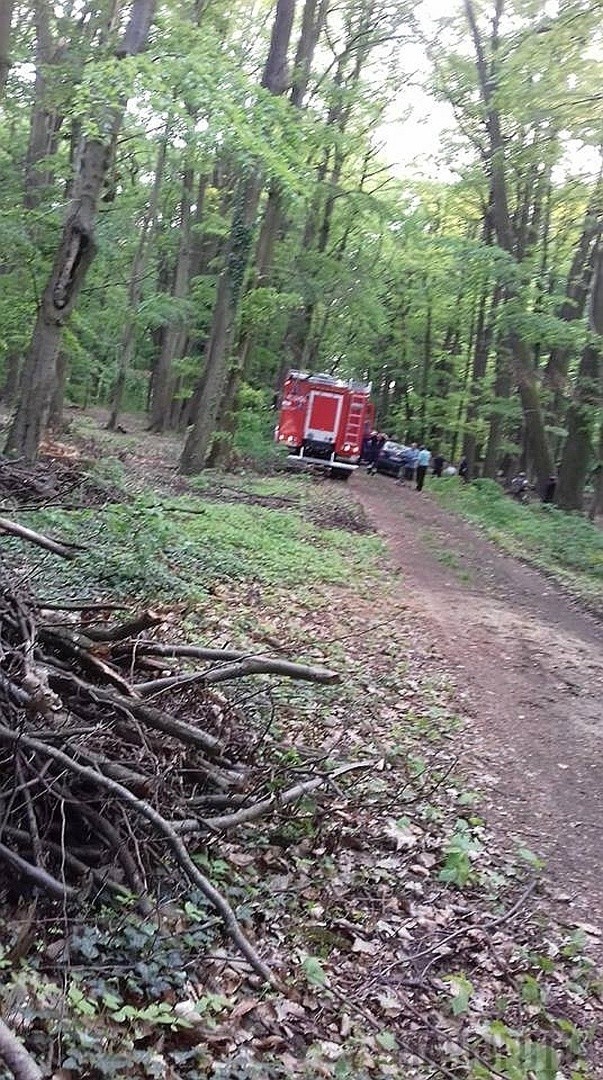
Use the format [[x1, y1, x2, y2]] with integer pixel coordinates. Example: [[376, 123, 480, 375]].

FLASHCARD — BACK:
[[376, 440, 406, 477]]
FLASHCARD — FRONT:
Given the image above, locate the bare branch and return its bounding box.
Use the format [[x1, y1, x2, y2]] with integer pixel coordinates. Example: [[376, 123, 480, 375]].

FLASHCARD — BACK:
[[0, 1018, 43, 1080], [0, 516, 78, 559], [0, 723, 275, 985]]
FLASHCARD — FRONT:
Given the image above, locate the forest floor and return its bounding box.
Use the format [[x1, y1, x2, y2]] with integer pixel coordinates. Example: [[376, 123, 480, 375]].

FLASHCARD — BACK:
[[353, 472, 603, 937], [1, 408, 603, 1078]]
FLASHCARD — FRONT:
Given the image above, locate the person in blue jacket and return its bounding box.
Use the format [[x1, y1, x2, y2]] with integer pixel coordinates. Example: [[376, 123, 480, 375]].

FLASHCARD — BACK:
[[401, 442, 418, 483], [415, 445, 431, 491]]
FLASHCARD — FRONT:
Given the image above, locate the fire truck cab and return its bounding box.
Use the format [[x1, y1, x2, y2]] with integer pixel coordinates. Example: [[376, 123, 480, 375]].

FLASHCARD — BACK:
[[275, 371, 374, 477]]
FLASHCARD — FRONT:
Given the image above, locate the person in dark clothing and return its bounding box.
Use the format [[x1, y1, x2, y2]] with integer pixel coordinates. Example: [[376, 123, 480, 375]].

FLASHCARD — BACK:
[[432, 453, 445, 478], [366, 432, 380, 474], [543, 474, 556, 503], [459, 457, 469, 482], [361, 433, 372, 464]]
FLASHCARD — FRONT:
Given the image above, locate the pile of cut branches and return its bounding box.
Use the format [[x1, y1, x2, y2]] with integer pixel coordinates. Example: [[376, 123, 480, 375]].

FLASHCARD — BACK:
[[0, 535, 352, 988], [0, 451, 126, 511]]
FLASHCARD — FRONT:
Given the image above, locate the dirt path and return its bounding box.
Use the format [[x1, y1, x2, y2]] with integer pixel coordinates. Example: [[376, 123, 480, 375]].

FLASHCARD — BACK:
[[353, 471, 603, 935]]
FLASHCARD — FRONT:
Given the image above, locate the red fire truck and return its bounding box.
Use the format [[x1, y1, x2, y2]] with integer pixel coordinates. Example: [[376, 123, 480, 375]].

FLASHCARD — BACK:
[[275, 371, 374, 478]]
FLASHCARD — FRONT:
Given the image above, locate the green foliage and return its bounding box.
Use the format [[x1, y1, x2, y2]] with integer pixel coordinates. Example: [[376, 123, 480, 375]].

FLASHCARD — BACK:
[[439, 818, 483, 887], [301, 955, 328, 987], [473, 1020, 561, 1080], [232, 383, 278, 461], [11, 484, 382, 601], [444, 974, 474, 1016], [432, 478, 603, 607]]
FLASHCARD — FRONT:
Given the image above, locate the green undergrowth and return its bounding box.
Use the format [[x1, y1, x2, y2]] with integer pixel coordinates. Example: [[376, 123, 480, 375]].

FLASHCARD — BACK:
[[2, 573, 600, 1078], [2, 464, 601, 1078], [431, 478, 603, 608], [5, 485, 382, 601]]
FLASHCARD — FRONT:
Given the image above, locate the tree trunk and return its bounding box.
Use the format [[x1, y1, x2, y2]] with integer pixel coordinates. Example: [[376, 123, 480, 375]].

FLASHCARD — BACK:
[[419, 298, 432, 442], [464, 0, 555, 492], [47, 351, 67, 431], [5, 136, 112, 460], [463, 282, 501, 476], [514, 336, 554, 489], [180, 0, 297, 474], [588, 421, 603, 521], [24, 0, 63, 209], [4, 0, 157, 463], [222, 0, 328, 417], [108, 121, 170, 431], [148, 166, 195, 432], [543, 176, 602, 392], [482, 343, 512, 478], [0, 0, 15, 96], [555, 346, 600, 509], [556, 240, 603, 510], [179, 172, 265, 473], [0, 352, 21, 405]]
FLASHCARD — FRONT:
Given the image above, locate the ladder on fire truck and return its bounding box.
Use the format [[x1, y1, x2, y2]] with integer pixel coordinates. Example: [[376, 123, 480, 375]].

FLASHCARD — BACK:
[[343, 389, 368, 447]]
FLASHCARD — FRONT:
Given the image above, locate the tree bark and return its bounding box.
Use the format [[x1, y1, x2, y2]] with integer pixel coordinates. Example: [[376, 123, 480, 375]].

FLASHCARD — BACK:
[[556, 240, 603, 509], [462, 283, 500, 476], [0, 352, 21, 406], [555, 344, 600, 509], [207, 0, 328, 461], [464, 0, 555, 491], [0, 1017, 42, 1080], [180, 0, 297, 474], [542, 181, 602, 393], [148, 165, 195, 432], [419, 296, 432, 442], [47, 350, 67, 431], [482, 342, 512, 477], [0, 0, 15, 97], [24, 0, 63, 210], [588, 421, 603, 521], [4, 0, 157, 463]]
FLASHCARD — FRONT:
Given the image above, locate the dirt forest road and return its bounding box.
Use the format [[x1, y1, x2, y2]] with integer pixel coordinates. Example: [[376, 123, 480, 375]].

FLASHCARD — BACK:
[[353, 471, 603, 936]]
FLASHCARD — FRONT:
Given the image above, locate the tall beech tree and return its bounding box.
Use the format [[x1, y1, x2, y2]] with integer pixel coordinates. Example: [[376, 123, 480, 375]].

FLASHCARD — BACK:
[[556, 237, 603, 509], [463, 0, 555, 491], [0, 0, 14, 97], [180, 0, 296, 474], [5, 0, 157, 462]]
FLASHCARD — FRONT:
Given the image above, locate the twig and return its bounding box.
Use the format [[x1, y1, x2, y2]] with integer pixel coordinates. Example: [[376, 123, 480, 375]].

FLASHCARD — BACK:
[[41, 629, 139, 697], [0, 841, 77, 901], [83, 611, 163, 642], [409, 879, 539, 977], [15, 757, 42, 867], [177, 760, 377, 834], [80, 805, 152, 914], [124, 642, 340, 684], [0, 724, 275, 985], [125, 644, 279, 662], [0, 516, 78, 560], [2, 825, 129, 902], [37, 601, 129, 612], [0, 1017, 43, 1080], [135, 655, 340, 695], [44, 666, 224, 759], [326, 982, 461, 1080]]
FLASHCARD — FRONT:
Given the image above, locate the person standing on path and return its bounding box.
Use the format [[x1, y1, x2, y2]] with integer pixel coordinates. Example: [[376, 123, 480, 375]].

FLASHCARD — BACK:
[[432, 452, 445, 478], [403, 442, 418, 483], [365, 431, 379, 473], [416, 445, 431, 491]]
